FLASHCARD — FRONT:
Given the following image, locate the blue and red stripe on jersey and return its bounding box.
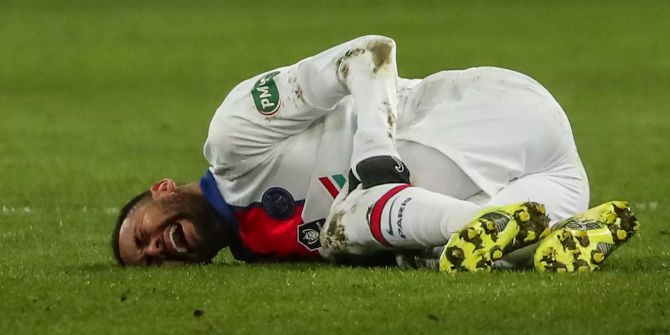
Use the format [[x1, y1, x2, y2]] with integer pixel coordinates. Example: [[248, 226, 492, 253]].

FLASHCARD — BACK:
[[200, 170, 322, 262]]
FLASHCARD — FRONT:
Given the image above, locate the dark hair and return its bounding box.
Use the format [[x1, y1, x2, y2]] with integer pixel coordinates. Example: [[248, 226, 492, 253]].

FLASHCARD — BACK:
[[112, 190, 151, 266]]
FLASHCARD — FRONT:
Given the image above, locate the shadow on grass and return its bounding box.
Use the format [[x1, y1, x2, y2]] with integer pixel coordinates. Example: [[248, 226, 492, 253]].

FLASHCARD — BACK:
[[68, 260, 332, 274], [66, 261, 245, 274], [68, 252, 667, 275]]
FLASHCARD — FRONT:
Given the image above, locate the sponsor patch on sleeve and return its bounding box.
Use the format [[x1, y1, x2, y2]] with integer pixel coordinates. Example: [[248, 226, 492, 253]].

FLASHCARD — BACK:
[[251, 71, 281, 116]]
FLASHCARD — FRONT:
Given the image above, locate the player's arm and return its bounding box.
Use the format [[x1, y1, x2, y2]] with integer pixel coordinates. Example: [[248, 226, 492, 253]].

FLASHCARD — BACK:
[[205, 35, 401, 179]]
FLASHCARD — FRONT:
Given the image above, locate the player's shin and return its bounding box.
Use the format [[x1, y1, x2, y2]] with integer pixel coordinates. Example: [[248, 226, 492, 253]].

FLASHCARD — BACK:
[[321, 183, 481, 257], [374, 186, 481, 248]]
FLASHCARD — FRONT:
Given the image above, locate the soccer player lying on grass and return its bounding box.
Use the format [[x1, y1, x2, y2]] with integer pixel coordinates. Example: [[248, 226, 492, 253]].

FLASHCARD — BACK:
[[112, 35, 639, 272]]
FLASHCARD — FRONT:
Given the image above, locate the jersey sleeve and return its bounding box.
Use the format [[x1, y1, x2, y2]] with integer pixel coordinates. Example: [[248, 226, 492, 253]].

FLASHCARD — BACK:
[[204, 35, 399, 180]]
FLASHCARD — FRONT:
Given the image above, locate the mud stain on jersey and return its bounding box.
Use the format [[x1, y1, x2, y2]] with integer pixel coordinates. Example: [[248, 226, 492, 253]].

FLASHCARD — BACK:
[[288, 75, 306, 108]]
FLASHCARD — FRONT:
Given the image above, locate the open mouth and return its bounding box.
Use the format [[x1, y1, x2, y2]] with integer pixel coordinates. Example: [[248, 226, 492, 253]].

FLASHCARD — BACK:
[[168, 224, 189, 254]]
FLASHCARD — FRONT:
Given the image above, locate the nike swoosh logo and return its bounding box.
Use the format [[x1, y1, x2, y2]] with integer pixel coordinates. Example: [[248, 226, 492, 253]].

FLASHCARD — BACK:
[[386, 197, 400, 236], [392, 156, 405, 173]]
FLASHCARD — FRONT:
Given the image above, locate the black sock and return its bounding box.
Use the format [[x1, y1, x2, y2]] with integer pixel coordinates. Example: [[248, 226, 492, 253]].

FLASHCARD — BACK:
[[352, 155, 411, 190]]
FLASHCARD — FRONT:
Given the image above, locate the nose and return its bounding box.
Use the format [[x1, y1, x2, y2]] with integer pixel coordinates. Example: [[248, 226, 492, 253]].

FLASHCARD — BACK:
[[145, 237, 163, 256]]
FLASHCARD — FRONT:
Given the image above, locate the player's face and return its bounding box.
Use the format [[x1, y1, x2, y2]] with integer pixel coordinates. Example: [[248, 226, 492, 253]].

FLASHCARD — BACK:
[[117, 179, 225, 266]]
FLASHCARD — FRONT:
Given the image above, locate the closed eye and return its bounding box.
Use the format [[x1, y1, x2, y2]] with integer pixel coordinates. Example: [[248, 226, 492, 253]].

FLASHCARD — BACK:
[[135, 227, 149, 247]]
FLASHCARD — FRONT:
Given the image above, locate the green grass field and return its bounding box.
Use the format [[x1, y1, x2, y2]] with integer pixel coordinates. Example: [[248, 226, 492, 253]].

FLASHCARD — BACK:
[[1, 0, 669, 334]]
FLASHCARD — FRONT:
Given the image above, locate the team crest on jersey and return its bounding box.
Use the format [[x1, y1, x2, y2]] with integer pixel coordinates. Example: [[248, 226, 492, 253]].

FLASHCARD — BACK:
[[318, 174, 347, 198], [297, 219, 325, 251], [252, 71, 281, 116], [261, 187, 295, 220]]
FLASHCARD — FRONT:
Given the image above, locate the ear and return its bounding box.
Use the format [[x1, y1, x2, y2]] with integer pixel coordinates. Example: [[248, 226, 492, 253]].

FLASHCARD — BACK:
[[150, 179, 177, 199]]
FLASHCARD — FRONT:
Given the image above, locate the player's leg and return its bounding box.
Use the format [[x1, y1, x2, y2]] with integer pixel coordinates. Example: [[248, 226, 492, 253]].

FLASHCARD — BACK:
[[533, 201, 639, 272], [397, 140, 481, 199], [323, 138, 482, 259], [327, 48, 430, 261], [320, 181, 551, 272], [396, 141, 553, 272], [484, 168, 640, 272], [484, 167, 590, 226], [320, 183, 481, 258], [348, 139, 481, 208], [482, 168, 589, 269], [365, 140, 483, 269], [331, 64, 557, 271]]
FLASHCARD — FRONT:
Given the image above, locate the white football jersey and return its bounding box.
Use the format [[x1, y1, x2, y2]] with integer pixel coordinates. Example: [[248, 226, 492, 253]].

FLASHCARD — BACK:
[[204, 36, 586, 255], [205, 36, 394, 225]]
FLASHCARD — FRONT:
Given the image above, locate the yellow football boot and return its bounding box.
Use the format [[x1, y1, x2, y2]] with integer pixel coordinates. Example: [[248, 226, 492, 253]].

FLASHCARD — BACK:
[[439, 202, 550, 273], [534, 201, 640, 272]]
